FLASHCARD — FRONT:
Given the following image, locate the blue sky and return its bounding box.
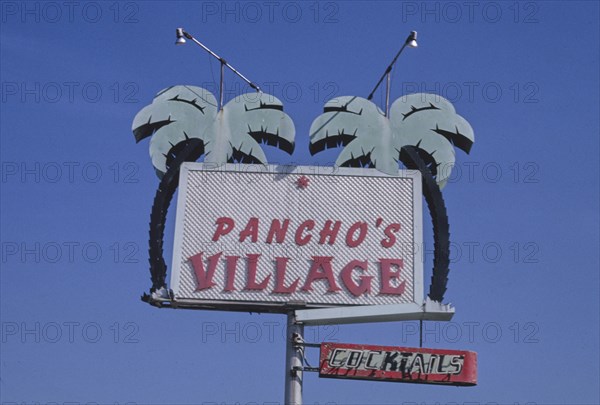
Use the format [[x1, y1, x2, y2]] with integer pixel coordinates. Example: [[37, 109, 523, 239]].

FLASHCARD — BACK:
[[1, 1, 599, 404]]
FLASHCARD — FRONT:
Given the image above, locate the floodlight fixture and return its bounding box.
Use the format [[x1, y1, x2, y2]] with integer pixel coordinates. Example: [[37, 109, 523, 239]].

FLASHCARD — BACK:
[[367, 30, 418, 116], [175, 28, 186, 45], [407, 31, 418, 48]]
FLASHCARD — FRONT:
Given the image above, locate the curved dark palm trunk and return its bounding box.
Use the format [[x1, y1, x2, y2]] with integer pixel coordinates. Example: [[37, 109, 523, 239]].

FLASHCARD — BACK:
[[144, 139, 204, 298], [399, 146, 450, 302]]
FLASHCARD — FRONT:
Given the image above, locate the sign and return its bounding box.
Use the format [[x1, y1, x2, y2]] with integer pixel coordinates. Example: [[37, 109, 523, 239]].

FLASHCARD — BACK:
[[319, 342, 477, 386], [170, 163, 423, 312]]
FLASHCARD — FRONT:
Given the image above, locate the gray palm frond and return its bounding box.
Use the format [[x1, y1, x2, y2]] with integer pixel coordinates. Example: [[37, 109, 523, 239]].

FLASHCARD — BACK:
[[131, 85, 218, 178], [309, 93, 474, 188], [390, 93, 474, 188], [205, 92, 295, 165], [309, 96, 397, 174], [131, 86, 295, 177]]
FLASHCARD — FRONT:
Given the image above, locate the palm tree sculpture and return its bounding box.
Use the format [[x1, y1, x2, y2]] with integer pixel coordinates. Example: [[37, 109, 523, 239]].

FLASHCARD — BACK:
[[132, 85, 295, 298], [309, 93, 474, 302]]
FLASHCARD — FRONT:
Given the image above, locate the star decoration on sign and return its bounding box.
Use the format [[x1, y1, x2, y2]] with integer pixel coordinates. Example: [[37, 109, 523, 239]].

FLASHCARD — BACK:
[[296, 176, 309, 189]]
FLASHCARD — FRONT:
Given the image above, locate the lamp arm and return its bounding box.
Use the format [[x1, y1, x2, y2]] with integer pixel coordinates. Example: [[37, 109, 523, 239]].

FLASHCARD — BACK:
[[183, 30, 261, 93], [367, 42, 407, 101]]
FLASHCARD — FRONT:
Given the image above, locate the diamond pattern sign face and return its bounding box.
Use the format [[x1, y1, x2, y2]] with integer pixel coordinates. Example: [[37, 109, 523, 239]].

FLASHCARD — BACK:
[[171, 163, 423, 311]]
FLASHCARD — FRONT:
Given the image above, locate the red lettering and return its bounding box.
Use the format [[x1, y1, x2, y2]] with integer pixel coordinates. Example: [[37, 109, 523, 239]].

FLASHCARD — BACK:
[[295, 220, 315, 246], [319, 220, 342, 245], [381, 223, 401, 248], [212, 217, 234, 241], [239, 217, 259, 243], [266, 219, 290, 244], [189, 252, 222, 291], [340, 260, 373, 297], [223, 255, 240, 292], [302, 256, 341, 292], [273, 257, 300, 294], [346, 222, 368, 248], [379, 258, 405, 295], [244, 254, 271, 291]]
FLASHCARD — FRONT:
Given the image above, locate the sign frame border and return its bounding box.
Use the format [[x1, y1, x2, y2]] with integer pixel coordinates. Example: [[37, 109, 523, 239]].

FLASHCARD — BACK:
[[169, 162, 424, 313]]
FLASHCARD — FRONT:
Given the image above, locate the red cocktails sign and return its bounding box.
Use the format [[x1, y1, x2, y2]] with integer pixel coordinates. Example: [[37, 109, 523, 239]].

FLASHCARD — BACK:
[[320, 342, 477, 386]]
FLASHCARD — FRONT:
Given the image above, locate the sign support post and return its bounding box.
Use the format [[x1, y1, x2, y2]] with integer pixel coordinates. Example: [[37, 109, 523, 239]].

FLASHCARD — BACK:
[[284, 312, 304, 405]]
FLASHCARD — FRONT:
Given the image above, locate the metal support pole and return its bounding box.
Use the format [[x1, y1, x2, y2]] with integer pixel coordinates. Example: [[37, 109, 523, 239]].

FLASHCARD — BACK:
[[284, 312, 304, 405], [385, 71, 391, 117], [219, 61, 225, 111]]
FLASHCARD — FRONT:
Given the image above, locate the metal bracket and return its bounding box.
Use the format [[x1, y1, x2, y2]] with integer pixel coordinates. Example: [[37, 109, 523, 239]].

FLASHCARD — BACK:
[[295, 297, 455, 326], [295, 342, 321, 348], [292, 366, 319, 374]]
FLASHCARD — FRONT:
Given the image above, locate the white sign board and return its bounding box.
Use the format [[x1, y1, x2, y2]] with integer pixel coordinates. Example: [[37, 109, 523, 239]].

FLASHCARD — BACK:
[[171, 163, 423, 312]]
